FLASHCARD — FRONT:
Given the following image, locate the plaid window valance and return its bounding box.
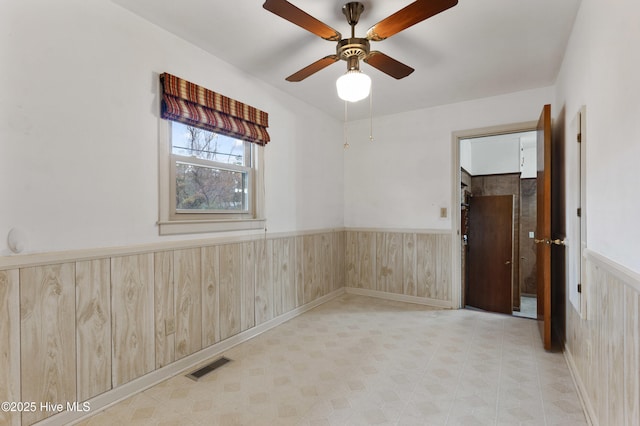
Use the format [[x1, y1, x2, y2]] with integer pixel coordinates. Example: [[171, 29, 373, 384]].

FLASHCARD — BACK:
[[160, 73, 270, 146]]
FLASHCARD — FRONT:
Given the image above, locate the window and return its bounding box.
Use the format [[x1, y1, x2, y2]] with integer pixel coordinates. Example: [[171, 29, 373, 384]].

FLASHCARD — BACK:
[[157, 73, 268, 235], [171, 123, 251, 215]]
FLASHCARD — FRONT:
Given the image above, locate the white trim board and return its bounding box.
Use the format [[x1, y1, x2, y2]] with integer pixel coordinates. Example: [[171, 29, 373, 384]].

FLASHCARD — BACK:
[[344, 227, 453, 235], [0, 228, 345, 270], [345, 287, 454, 309], [584, 248, 640, 293], [564, 344, 597, 426]]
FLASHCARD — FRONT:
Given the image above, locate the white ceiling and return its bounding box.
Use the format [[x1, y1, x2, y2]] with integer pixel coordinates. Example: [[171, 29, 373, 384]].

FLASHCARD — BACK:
[[112, 0, 581, 121]]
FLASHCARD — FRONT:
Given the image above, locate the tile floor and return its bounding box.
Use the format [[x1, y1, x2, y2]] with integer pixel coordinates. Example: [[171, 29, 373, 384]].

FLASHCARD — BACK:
[[513, 296, 537, 319], [76, 294, 587, 426]]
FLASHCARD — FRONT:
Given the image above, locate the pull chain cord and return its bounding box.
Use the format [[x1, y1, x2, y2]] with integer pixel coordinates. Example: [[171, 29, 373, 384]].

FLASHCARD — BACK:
[[369, 84, 374, 142], [343, 100, 350, 149], [263, 160, 267, 242]]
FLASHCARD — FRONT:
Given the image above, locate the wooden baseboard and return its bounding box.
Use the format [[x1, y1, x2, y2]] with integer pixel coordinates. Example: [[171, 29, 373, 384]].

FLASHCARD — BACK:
[[345, 287, 454, 309], [564, 344, 597, 426]]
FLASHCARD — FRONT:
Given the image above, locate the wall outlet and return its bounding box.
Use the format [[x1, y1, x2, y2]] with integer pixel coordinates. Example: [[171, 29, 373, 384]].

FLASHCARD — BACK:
[[440, 207, 448, 218], [165, 318, 176, 335], [529, 231, 535, 239]]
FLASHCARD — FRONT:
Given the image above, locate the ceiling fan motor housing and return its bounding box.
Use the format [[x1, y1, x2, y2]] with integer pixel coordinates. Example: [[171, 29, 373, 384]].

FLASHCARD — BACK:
[[337, 38, 370, 60]]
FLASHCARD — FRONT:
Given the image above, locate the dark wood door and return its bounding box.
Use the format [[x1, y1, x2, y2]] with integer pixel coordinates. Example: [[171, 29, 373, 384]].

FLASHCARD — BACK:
[[536, 104, 552, 350], [467, 195, 513, 314]]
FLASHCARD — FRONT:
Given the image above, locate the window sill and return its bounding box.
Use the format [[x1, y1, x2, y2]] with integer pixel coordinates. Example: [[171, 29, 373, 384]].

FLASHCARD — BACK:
[[158, 218, 266, 236]]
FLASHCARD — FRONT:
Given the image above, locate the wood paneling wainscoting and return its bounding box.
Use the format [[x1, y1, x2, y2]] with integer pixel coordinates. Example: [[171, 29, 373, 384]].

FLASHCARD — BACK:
[[565, 249, 640, 426], [345, 230, 453, 308], [0, 269, 21, 426], [0, 228, 451, 425], [0, 230, 345, 426]]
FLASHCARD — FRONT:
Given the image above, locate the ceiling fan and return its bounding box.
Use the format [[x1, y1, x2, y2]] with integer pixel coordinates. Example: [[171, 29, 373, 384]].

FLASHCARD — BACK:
[[263, 0, 458, 101]]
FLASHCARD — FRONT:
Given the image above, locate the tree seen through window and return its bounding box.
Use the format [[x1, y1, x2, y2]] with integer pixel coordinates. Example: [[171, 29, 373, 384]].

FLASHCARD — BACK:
[[171, 123, 250, 212]]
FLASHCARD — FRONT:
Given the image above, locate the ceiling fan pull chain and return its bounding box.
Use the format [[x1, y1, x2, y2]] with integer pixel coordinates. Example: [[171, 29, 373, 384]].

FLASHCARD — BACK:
[[369, 84, 374, 142], [344, 100, 350, 149]]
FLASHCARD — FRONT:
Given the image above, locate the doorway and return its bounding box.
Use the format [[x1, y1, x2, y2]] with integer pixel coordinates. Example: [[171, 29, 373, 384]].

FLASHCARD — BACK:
[[456, 127, 538, 318]]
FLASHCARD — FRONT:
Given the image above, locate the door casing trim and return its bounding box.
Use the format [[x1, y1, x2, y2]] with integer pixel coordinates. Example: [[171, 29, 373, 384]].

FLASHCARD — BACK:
[[450, 120, 538, 309]]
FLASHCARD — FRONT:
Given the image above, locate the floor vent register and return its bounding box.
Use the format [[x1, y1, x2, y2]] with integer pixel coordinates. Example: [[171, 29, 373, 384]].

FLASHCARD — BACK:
[[186, 357, 232, 381]]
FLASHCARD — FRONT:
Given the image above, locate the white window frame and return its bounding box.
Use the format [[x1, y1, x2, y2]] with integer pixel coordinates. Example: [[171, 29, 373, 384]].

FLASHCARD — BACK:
[[157, 120, 265, 235]]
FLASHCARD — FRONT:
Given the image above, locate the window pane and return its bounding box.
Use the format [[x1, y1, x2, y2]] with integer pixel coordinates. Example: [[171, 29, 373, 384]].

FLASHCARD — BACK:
[[171, 122, 248, 166], [175, 162, 248, 212]]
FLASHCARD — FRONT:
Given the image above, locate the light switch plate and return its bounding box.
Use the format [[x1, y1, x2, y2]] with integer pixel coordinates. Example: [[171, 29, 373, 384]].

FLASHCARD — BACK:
[[440, 207, 448, 218]]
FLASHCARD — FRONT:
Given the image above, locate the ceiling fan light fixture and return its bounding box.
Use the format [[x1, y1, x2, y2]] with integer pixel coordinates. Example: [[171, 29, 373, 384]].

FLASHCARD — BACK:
[[336, 69, 371, 102]]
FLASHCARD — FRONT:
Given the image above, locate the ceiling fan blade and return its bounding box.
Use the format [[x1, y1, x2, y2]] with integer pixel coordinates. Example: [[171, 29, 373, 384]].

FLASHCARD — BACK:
[[263, 0, 342, 41], [364, 51, 414, 79], [286, 55, 340, 82], [366, 0, 458, 41]]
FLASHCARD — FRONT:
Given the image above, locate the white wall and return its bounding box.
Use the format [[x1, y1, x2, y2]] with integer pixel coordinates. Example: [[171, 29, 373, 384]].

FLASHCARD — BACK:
[[459, 132, 536, 177], [519, 135, 537, 179], [463, 133, 522, 176], [554, 0, 640, 275], [556, 3, 640, 423], [343, 87, 554, 229], [460, 139, 472, 173], [0, 0, 344, 256], [471, 135, 520, 175]]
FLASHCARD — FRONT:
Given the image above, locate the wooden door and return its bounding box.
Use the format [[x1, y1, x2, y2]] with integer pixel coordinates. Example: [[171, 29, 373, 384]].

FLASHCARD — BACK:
[[535, 104, 552, 350], [467, 195, 513, 314]]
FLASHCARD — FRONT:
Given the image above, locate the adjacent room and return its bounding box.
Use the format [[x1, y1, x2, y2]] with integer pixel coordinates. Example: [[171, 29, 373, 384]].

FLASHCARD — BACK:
[[1, 0, 639, 425]]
